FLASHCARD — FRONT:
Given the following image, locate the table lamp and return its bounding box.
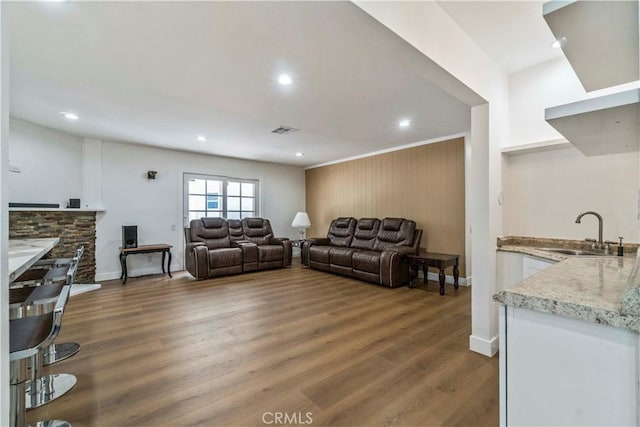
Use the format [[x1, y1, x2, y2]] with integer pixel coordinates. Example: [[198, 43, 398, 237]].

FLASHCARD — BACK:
[[291, 212, 311, 240]]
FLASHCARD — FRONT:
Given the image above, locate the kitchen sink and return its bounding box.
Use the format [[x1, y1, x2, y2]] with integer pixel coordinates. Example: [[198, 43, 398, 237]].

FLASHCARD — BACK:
[[538, 247, 613, 256]]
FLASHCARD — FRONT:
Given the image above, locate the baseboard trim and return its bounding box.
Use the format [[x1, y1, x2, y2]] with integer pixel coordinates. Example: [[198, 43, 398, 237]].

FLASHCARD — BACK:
[[70, 284, 102, 297], [420, 271, 469, 286], [469, 334, 499, 357], [96, 264, 179, 282]]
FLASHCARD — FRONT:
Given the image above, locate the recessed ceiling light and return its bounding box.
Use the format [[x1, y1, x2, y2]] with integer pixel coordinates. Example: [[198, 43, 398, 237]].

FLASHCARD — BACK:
[[195, 135, 207, 142], [551, 37, 565, 49], [295, 152, 303, 157], [278, 74, 293, 85], [399, 119, 411, 128], [60, 112, 79, 120]]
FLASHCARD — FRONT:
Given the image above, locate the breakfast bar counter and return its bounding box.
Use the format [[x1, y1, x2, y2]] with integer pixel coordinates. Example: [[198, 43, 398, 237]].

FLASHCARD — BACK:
[[493, 242, 640, 426], [494, 253, 640, 332], [8, 238, 59, 282]]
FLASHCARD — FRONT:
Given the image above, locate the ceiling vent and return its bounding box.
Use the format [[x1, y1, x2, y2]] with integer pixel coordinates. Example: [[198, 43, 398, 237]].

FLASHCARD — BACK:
[[271, 125, 300, 135]]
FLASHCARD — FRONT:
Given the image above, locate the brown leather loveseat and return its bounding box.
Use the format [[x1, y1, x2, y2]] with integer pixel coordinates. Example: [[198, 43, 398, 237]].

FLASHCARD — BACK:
[[184, 217, 292, 279], [302, 217, 422, 287]]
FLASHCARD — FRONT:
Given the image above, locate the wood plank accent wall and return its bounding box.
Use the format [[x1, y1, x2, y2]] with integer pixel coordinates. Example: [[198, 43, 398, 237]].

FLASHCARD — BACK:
[[306, 137, 466, 276]]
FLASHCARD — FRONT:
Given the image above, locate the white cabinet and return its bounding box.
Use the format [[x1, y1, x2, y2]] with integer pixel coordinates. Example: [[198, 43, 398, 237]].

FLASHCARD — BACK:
[[496, 252, 555, 290], [522, 254, 554, 279], [499, 305, 640, 426]]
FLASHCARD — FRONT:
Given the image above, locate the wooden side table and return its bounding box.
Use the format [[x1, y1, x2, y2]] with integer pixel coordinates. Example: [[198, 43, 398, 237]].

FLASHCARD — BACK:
[[119, 244, 172, 284], [405, 251, 459, 295]]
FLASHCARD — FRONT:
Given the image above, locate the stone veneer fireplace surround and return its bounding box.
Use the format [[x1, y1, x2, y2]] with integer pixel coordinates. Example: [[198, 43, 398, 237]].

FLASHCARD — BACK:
[[9, 208, 103, 283]]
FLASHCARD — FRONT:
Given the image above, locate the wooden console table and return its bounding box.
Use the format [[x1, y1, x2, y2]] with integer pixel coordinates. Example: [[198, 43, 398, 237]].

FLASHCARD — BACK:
[[406, 251, 459, 295], [119, 244, 172, 285]]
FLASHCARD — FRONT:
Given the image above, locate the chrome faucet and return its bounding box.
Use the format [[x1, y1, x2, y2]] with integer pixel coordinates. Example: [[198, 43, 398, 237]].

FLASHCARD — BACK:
[[575, 211, 604, 250]]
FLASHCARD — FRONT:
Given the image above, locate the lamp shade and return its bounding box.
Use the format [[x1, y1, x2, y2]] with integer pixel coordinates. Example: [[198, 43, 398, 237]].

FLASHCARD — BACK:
[[291, 212, 311, 228]]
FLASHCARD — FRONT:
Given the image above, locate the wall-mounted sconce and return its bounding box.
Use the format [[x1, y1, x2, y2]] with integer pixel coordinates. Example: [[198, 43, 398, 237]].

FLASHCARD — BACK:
[[147, 170, 158, 180]]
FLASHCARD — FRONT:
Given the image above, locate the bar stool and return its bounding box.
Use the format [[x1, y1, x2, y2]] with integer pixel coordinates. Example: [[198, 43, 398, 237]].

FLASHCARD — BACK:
[[8, 263, 79, 410], [10, 252, 83, 365], [41, 260, 81, 365], [10, 285, 72, 427], [33, 245, 84, 269], [23, 263, 78, 410], [10, 245, 83, 290], [10, 266, 70, 289]]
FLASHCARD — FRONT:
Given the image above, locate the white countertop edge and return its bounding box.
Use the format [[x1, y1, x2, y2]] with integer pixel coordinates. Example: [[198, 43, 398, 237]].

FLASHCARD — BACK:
[[9, 237, 60, 282], [494, 246, 640, 332]]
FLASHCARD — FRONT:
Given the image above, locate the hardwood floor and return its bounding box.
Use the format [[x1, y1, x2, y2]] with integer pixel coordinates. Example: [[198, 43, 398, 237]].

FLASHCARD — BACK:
[[27, 264, 498, 427]]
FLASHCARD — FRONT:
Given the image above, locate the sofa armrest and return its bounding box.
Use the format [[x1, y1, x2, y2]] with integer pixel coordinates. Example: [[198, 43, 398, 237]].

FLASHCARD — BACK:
[[306, 237, 330, 245], [185, 243, 208, 279], [383, 246, 417, 257], [267, 238, 292, 266], [269, 237, 289, 245], [301, 238, 329, 266], [280, 239, 292, 266], [231, 241, 258, 270], [379, 247, 414, 287], [186, 241, 206, 250]]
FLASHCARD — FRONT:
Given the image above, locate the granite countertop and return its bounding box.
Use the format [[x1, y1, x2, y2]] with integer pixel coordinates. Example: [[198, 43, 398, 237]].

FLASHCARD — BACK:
[[494, 236, 640, 333], [498, 245, 568, 262], [9, 238, 59, 282]]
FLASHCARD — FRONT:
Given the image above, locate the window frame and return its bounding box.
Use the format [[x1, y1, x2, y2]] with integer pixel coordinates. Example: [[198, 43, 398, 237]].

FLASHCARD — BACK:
[[183, 173, 260, 225]]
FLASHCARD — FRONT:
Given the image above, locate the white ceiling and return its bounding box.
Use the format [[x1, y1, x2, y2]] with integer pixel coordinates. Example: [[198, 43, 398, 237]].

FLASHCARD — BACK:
[[8, 1, 562, 167], [438, 1, 563, 74]]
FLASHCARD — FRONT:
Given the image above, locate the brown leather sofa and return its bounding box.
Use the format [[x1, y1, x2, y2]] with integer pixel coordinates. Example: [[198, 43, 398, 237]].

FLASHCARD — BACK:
[[184, 217, 292, 279], [302, 217, 422, 287]]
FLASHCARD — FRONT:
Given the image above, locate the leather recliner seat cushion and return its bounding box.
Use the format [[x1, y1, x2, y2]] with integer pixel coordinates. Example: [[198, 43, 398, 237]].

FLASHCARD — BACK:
[[258, 245, 284, 262], [329, 247, 357, 267], [209, 247, 242, 268], [309, 245, 331, 263], [352, 250, 380, 274]]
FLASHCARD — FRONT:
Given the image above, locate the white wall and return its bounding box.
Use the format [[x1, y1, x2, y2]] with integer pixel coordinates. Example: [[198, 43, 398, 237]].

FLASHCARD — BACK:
[[509, 57, 640, 148], [506, 54, 640, 245], [503, 147, 639, 242], [354, 1, 508, 357], [8, 120, 306, 281], [8, 118, 82, 206], [96, 140, 305, 280]]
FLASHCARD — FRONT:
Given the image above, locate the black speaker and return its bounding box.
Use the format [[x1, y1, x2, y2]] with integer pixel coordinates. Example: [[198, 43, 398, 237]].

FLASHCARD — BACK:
[[122, 225, 138, 249], [68, 198, 80, 208]]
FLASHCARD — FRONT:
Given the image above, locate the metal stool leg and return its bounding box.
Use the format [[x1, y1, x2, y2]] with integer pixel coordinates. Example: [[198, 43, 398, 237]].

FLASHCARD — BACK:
[[10, 359, 27, 427], [42, 342, 81, 365], [11, 288, 74, 426], [27, 421, 71, 427], [26, 348, 77, 410]]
